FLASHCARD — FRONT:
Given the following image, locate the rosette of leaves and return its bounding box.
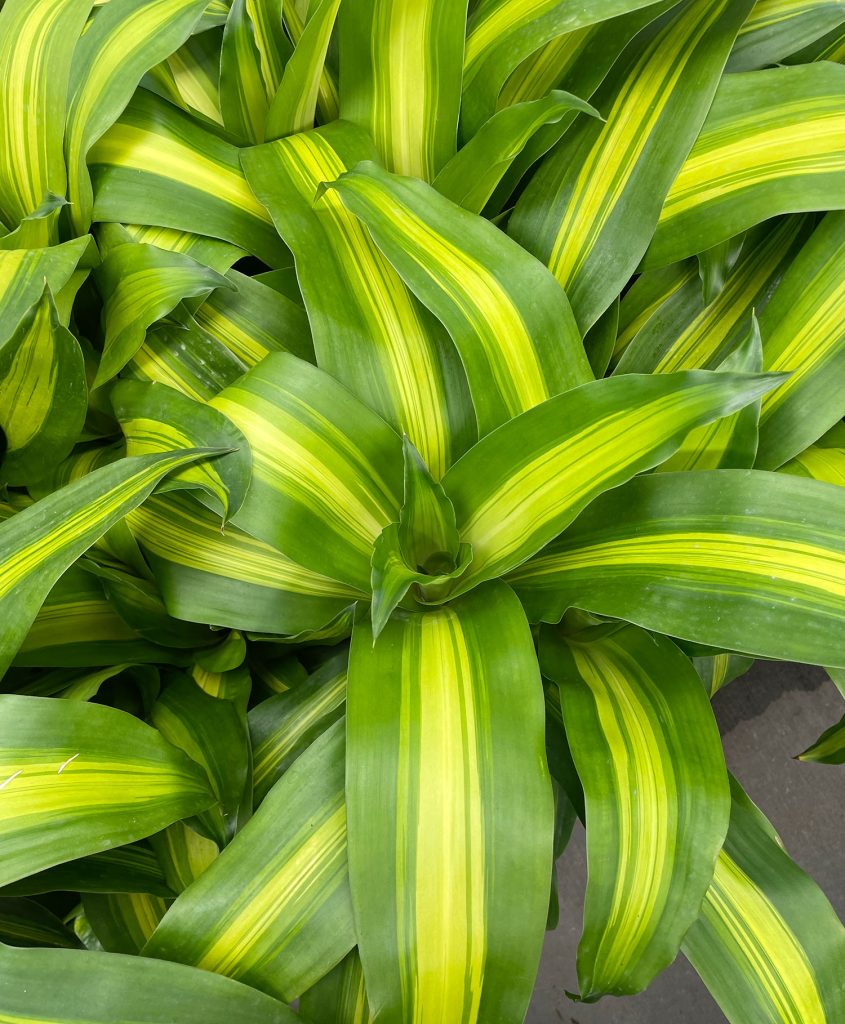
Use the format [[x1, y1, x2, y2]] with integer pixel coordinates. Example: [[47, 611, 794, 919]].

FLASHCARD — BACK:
[[0, 1, 844, 1022]]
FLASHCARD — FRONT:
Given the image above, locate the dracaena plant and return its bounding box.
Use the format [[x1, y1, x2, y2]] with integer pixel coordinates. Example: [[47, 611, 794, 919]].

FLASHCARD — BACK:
[[0, 0, 844, 1021]]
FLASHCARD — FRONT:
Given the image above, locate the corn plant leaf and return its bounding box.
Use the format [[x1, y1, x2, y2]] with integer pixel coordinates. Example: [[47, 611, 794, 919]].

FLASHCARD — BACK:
[[151, 675, 251, 846], [0, 942, 301, 1023], [0, 237, 95, 352], [727, 1, 845, 74], [370, 436, 471, 634], [797, 714, 845, 765], [0, 0, 93, 229], [112, 379, 251, 522], [144, 719, 356, 1002], [0, 898, 82, 950], [299, 948, 372, 1024], [220, 0, 270, 144], [682, 776, 845, 1024], [265, 0, 342, 139], [432, 89, 601, 216], [149, 820, 219, 894], [84, 892, 169, 954], [11, 565, 179, 670], [282, 0, 339, 123], [510, 0, 751, 332], [460, 0, 667, 138], [510, 469, 845, 667], [93, 241, 233, 386], [648, 62, 845, 267], [338, 0, 467, 181], [347, 582, 553, 1022], [249, 647, 348, 803], [756, 212, 845, 469], [65, 0, 210, 234], [441, 369, 780, 595], [128, 492, 362, 635], [240, 121, 472, 479], [657, 317, 763, 473], [323, 160, 593, 435], [0, 287, 87, 486], [540, 622, 729, 999], [0, 448, 220, 678], [90, 89, 290, 267], [193, 267, 314, 367], [146, 27, 225, 124], [486, 2, 680, 215], [0, 844, 173, 899], [0, 694, 214, 887], [616, 215, 811, 374], [122, 223, 244, 277], [246, 0, 291, 100], [126, 317, 248, 403], [780, 421, 845, 486], [209, 352, 404, 591]]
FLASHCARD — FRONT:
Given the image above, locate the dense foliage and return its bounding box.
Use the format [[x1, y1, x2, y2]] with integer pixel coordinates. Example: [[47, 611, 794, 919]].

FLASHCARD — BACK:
[[0, 0, 844, 1021]]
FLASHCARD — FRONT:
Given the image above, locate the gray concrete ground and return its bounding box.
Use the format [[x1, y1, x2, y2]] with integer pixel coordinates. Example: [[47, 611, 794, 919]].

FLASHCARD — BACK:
[[527, 662, 845, 1023]]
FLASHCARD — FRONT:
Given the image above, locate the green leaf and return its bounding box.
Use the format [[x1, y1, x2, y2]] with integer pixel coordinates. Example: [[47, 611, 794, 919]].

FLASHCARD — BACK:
[[0, 0, 92, 229], [510, 469, 845, 667], [648, 62, 845, 267], [0, 236, 95, 352], [0, 448, 220, 678], [756, 212, 845, 469], [112, 379, 251, 522], [0, 898, 82, 949], [149, 821, 219, 893], [0, 844, 173, 898], [780, 421, 845, 487], [265, 0, 341, 138], [152, 674, 251, 845], [281, 0, 339, 123], [93, 240, 233, 386], [346, 582, 553, 1022], [246, 0, 291, 100], [126, 316, 248, 403], [220, 0, 271, 143], [300, 949, 373, 1024], [0, 287, 87, 486], [693, 652, 753, 697], [442, 369, 780, 595], [727, 0, 845, 73], [209, 352, 403, 591], [460, 0, 666, 138], [0, 942, 301, 1023], [615, 215, 811, 374], [193, 267, 314, 367], [510, 0, 752, 331], [657, 316, 764, 472], [540, 622, 729, 999], [144, 720, 356, 1002], [90, 88, 290, 267], [128, 492, 362, 635], [146, 25, 225, 124], [323, 160, 592, 435], [12, 566, 178, 670], [65, 0, 209, 234], [249, 647, 348, 803], [338, 0, 468, 181], [240, 121, 472, 478], [682, 777, 845, 1024], [432, 89, 601, 215], [370, 436, 473, 634], [0, 694, 213, 887], [84, 892, 169, 954], [797, 714, 845, 764]]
